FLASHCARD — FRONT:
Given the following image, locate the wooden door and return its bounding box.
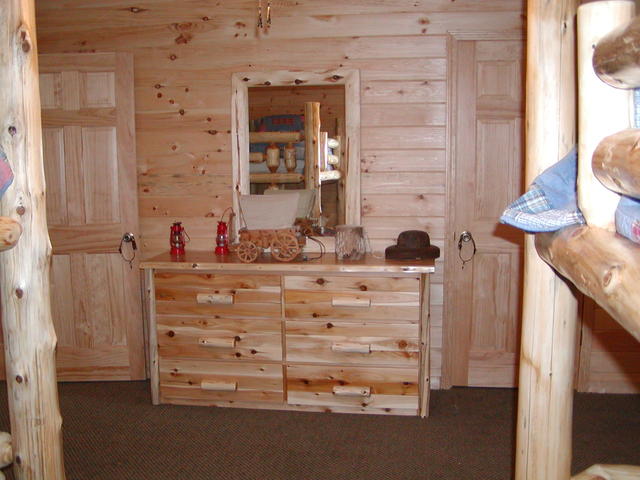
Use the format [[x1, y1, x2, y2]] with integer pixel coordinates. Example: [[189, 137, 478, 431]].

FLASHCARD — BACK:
[[444, 36, 525, 387], [38, 52, 145, 381], [577, 298, 640, 393]]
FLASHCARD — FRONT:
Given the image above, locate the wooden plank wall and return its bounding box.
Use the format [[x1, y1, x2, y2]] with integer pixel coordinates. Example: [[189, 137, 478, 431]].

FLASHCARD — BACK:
[[34, 0, 526, 389]]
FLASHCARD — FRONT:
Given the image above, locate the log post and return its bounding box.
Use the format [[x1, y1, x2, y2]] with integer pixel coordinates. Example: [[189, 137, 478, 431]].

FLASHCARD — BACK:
[[592, 128, 640, 198], [577, 1, 635, 231], [0, 1, 66, 479], [304, 102, 321, 219], [516, 1, 580, 479]]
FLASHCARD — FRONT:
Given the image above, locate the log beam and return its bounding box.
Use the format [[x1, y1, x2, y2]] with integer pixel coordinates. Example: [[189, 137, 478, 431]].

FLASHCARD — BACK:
[[0, 432, 12, 468], [249, 131, 302, 144], [0, 1, 66, 479], [0, 217, 21, 251], [249, 172, 304, 184], [594, 15, 640, 88], [572, 464, 640, 480], [536, 225, 640, 343], [592, 128, 640, 198], [516, 1, 580, 479]]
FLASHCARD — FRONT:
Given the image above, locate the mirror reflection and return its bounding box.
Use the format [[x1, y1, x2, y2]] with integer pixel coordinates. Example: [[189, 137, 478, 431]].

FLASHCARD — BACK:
[[247, 84, 345, 235]]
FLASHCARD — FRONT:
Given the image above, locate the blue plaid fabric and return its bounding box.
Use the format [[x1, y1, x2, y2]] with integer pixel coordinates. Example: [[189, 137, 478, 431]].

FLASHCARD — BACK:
[[501, 89, 640, 241], [500, 147, 585, 232]]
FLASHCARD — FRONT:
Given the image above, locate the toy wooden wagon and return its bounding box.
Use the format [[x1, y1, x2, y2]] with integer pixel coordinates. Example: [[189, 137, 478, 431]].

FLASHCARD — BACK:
[[234, 191, 312, 263]]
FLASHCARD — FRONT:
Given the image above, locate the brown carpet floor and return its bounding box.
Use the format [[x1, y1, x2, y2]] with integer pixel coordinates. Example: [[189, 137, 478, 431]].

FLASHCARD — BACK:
[[0, 382, 637, 479]]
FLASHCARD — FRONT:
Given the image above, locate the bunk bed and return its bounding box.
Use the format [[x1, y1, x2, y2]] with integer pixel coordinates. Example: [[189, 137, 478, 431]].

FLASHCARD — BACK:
[[518, 1, 640, 479]]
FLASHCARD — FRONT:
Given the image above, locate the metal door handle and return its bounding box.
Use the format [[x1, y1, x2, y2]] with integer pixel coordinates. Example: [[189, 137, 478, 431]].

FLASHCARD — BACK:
[[457, 230, 476, 269], [119, 232, 137, 268]]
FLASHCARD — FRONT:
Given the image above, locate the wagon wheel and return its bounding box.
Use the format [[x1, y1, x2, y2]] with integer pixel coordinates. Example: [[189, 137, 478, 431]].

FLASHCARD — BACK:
[[270, 232, 300, 262], [236, 241, 259, 263]]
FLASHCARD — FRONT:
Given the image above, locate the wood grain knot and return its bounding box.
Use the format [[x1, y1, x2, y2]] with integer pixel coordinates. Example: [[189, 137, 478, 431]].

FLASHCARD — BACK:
[[7, 126, 16, 136], [20, 31, 30, 53], [316, 278, 325, 285]]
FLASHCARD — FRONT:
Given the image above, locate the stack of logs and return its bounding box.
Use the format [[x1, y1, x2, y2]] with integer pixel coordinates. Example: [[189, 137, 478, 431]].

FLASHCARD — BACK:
[[535, 1, 640, 344]]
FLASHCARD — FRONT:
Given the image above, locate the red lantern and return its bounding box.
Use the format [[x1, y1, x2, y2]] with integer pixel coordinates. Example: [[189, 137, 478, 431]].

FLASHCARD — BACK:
[[215, 208, 233, 255], [169, 221, 188, 256], [215, 221, 229, 255]]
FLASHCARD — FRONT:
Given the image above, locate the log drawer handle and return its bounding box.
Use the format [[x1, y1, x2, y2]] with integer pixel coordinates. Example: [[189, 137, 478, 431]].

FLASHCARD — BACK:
[[196, 293, 234, 305], [331, 297, 371, 308], [331, 342, 371, 354], [332, 385, 371, 397], [198, 337, 237, 348], [200, 380, 238, 392]]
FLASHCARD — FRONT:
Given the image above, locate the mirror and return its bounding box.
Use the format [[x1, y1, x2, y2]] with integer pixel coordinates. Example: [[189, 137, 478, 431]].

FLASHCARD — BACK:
[[231, 70, 360, 237]]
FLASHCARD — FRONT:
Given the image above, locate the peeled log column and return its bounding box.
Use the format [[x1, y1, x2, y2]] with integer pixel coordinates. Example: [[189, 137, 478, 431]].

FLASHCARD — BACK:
[[516, 1, 580, 479], [536, 225, 640, 343], [593, 128, 640, 198], [304, 102, 321, 219], [577, 1, 635, 231], [0, 1, 66, 479], [594, 15, 640, 88]]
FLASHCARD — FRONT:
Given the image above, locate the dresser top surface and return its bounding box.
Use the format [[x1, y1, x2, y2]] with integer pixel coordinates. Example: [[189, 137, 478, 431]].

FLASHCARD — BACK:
[[140, 251, 435, 274]]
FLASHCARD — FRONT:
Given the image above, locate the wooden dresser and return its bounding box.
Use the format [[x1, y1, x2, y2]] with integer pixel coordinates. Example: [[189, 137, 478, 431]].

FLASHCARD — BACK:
[[140, 252, 435, 417]]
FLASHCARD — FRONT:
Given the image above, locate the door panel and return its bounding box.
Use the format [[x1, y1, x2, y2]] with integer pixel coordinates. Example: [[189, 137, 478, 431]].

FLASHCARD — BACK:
[[577, 299, 640, 393], [39, 52, 145, 381], [445, 37, 525, 388]]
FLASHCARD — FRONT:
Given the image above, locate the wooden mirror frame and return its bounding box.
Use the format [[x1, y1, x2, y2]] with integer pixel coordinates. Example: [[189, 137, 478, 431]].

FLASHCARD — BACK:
[[231, 69, 361, 236]]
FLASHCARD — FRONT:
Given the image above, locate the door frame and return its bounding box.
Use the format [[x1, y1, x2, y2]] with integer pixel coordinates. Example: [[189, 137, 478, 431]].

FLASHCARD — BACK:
[[442, 30, 525, 389]]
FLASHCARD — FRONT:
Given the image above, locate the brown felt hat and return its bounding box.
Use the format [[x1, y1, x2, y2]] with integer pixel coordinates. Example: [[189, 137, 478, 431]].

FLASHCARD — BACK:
[[385, 230, 440, 260]]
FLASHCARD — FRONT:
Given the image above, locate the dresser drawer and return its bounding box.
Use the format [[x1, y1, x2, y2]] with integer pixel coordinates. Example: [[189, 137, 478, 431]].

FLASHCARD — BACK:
[[159, 358, 283, 405], [286, 364, 419, 413], [286, 320, 419, 367], [284, 275, 420, 321], [157, 315, 282, 362], [155, 272, 281, 318]]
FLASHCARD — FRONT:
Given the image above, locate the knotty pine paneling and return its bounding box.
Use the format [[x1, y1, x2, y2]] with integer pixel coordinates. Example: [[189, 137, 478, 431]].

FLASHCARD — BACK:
[[35, 0, 526, 387]]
